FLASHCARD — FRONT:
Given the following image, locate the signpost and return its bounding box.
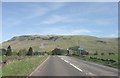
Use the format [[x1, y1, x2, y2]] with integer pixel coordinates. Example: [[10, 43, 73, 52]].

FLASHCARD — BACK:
[[78, 47, 84, 56], [39, 43, 45, 49], [39, 43, 45, 55]]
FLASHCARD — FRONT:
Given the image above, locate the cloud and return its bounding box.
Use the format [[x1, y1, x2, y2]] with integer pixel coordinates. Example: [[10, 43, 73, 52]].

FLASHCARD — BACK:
[[26, 7, 49, 19], [98, 34, 117, 38], [110, 34, 118, 37], [99, 31, 118, 38], [85, 18, 115, 26], [2, 3, 66, 29], [70, 29, 91, 35], [107, 33, 118, 38], [2, 18, 22, 28], [34, 15, 84, 26], [25, 3, 66, 19], [42, 15, 67, 24], [42, 27, 92, 35], [2, 2, 117, 42], [3, 2, 66, 27]]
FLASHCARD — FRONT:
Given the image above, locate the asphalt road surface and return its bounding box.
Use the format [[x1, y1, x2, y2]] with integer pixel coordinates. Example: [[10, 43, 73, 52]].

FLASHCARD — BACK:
[[29, 55, 118, 76]]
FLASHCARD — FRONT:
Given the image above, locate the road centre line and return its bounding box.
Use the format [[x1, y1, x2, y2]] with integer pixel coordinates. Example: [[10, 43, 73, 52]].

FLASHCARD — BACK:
[[63, 59, 69, 63], [60, 57, 96, 76], [60, 57, 83, 72], [69, 63, 83, 72]]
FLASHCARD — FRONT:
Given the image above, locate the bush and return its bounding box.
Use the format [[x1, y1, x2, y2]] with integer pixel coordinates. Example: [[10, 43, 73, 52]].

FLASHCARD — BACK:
[[81, 51, 89, 55], [34, 51, 41, 55], [94, 51, 98, 55], [18, 49, 27, 56], [69, 46, 79, 51], [101, 53, 104, 55], [51, 48, 66, 55], [12, 51, 18, 55], [108, 53, 115, 55]]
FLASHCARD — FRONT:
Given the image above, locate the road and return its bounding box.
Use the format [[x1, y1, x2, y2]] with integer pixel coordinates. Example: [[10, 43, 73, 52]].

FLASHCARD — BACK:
[[29, 55, 118, 76]]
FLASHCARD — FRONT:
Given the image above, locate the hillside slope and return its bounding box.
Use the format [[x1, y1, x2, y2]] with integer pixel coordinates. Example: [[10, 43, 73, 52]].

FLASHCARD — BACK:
[[0, 35, 118, 53]]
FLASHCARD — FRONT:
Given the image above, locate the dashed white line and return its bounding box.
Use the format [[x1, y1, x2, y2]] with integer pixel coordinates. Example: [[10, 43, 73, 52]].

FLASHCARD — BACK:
[[88, 72, 95, 75], [61, 58, 69, 63], [63, 60, 69, 63], [60, 56, 83, 72], [59, 56, 96, 75], [61, 58, 64, 60], [69, 63, 83, 72]]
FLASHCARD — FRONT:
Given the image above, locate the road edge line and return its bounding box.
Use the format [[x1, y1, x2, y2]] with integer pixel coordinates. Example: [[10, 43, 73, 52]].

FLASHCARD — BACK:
[[28, 55, 50, 77]]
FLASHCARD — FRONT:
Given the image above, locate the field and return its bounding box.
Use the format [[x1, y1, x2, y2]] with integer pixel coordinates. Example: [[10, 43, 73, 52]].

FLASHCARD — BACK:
[[2, 55, 48, 77], [1, 35, 118, 53]]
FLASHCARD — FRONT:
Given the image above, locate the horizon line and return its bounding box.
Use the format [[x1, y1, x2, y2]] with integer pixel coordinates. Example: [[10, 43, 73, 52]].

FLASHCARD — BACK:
[[1, 34, 118, 43]]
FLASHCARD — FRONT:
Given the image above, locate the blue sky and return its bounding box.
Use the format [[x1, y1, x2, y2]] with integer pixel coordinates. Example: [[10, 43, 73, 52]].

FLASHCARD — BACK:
[[2, 2, 118, 42], [1, 0, 119, 2]]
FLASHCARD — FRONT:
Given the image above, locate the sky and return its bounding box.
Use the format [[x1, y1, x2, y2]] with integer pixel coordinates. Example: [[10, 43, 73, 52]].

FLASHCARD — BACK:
[[1, 0, 119, 2], [1, 2, 118, 43]]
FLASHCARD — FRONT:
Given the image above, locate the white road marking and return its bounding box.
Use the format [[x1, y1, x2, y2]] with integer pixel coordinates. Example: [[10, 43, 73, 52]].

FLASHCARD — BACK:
[[85, 72, 96, 76], [69, 63, 83, 72], [63, 60, 69, 63], [59, 56, 97, 76], [61, 58, 69, 63], [88, 72, 95, 75], [59, 56, 83, 72]]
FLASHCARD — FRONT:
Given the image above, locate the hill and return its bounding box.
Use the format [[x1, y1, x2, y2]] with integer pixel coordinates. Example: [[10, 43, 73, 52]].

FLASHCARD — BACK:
[[0, 35, 118, 53]]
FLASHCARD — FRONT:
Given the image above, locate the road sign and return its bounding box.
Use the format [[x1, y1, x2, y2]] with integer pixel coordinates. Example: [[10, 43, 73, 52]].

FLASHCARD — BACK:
[[78, 48, 83, 50], [39, 43, 45, 48]]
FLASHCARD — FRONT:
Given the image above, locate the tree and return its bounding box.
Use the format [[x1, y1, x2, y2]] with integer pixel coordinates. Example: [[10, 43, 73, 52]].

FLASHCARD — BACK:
[[52, 48, 62, 55], [6, 45, 12, 56], [26, 47, 33, 56]]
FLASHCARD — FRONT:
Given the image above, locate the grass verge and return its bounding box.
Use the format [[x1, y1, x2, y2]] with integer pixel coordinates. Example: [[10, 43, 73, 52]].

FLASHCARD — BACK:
[[72, 54, 118, 68], [2, 55, 48, 77]]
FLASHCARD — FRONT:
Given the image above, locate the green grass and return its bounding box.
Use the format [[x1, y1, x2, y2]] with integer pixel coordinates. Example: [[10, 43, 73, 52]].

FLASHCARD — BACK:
[[0, 56, 1, 78], [2, 56, 29, 62], [2, 55, 48, 77], [73, 54, 118, 68], [88, 54, 118, 61], [0, 66, 1, 77]]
